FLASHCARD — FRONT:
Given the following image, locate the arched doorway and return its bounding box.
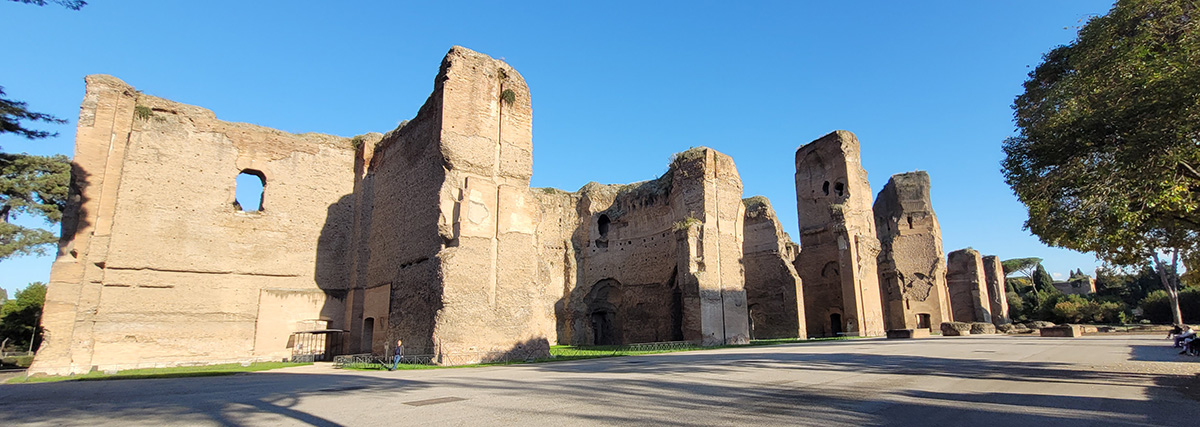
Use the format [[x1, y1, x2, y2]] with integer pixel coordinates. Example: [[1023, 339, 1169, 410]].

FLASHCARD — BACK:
[[583, 278, 622, 345], [362, 317, 375, 354], [590, 311, 616, 345]]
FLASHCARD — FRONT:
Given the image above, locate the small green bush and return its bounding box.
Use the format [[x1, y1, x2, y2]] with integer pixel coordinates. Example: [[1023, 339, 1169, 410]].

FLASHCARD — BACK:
[[1, 355, 34, 368], [672, 216, 700, 231], [134, 105, 153, 121], [1139, 287, 1200, 323]]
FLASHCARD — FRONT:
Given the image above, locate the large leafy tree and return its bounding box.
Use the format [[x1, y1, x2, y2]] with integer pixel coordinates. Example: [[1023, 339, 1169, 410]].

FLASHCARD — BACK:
[[1001, 257, 1043, 287], [1002, 0, 1199, 325], [0, 0, 80, 261], [0, 282, 46, 351], [8, 0, 85, 9], [0, 153, 70, 260]]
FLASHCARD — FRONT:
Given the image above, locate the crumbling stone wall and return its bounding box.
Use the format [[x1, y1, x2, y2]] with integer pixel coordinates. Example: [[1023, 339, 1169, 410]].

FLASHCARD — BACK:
[[873, 171, 950, 331], [352, 47, 553, 364], [1052, 277, 1097, 295], [945, 248, 992, 324], [538, 148, 750, 346], [794, 131, 885, 337], [31, 76, 357, 375], [981, 255, 1010, 325], [32, 46, 775, 372], [743, 196, 806, 339]]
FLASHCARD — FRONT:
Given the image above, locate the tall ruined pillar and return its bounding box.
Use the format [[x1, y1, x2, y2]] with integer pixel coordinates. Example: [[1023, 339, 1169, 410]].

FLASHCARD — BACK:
[[981, 256, 1010, 325], [794, 131, 885, 337], [30, 76, 138, 375], [873, 171, 949, 331], [672, 149, 750, 346], [362, 46, 551, 364], [743, 196, 806, 340], [946, 249, 992, 324]]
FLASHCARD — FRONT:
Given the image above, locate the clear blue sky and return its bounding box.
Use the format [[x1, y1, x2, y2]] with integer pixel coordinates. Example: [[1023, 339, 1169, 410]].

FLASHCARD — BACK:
[[0, 0, 1116, 295]]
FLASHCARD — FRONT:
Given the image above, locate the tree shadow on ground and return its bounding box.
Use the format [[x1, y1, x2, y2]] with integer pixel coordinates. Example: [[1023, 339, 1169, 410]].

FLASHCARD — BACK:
[[3, 339, 1200, 426], [0, 371, 428, 426]]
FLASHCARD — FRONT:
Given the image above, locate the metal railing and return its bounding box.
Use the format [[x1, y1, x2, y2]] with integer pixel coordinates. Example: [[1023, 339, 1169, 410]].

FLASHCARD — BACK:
[[332, 340, 702, 369], [552, 340, 700, 358], [333, 353, 435, 369]]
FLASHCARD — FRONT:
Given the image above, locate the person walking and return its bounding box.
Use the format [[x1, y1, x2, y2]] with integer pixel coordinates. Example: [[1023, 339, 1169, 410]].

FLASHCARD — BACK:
[[390, 339, 404, 371]]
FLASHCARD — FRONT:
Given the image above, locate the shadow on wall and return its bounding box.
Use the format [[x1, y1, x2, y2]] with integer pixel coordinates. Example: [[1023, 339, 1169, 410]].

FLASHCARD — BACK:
[[312, 193, 355, 354], [54, 162, 92, 265], [33, 162, 92, 355]]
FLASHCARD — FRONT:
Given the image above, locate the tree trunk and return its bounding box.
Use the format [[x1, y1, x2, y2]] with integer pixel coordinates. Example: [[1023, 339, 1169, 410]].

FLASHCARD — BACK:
[[1153, 251, 1184, 325]]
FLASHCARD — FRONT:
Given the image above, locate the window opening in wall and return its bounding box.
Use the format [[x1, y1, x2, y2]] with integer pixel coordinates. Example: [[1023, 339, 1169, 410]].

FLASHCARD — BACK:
[[822, 181, 830, 196], [235, 170, 266, 212], [834, 182, 845, 197], [598, 214, 611, 238], [907, 215, 914, 229], [916, 313, 931, 329]]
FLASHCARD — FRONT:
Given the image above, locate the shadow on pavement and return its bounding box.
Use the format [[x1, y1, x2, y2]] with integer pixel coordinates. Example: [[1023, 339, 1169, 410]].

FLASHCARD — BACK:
[[0, 371, 428, 426], [1, 337, 1198, 426]]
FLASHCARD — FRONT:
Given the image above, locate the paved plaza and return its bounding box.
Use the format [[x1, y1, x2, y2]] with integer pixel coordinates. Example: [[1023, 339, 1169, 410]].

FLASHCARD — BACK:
[[2, 335, 1198, 426]]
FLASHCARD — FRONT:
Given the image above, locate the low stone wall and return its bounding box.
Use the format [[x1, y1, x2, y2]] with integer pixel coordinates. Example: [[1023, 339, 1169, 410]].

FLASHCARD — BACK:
[[1040, 325, 1083, 337], [941, 322, 971, 336], [970, 322, 996, 335], [886, 329, 930, 339]]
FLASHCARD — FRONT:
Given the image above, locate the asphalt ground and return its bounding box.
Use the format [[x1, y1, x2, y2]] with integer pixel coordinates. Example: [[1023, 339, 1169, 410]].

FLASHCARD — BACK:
[[1, 334, 1198, 426]]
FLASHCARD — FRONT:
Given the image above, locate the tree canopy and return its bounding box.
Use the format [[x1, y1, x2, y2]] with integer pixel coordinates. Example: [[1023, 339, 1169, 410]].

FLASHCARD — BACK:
[[0, 87, 67, 140], [8, 0, 85, 10], [1033, 263, 1055, 293], [0, 282, 46, 351], [0, 0, 81, 262], [0, 153, 70, 260], [1000, 257, 1042, 279], [1002, 0, 1199, 324]]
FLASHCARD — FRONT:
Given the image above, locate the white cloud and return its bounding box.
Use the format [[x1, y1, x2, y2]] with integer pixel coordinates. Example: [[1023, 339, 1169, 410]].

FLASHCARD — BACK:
[[1052, 272, 1065, 279]]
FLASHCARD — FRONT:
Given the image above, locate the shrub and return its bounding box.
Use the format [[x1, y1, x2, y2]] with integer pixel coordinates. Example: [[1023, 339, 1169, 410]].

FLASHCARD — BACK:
[[1097, 301, 1127, 324], [0, 355, 34, 368], [1053, 301, 1082, 323], [1139, 287, 1200, 323], [1007, 292, 1027, 322]]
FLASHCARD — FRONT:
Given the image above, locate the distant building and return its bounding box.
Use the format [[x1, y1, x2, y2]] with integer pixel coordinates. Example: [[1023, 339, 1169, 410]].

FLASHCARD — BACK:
[[1052, 273, 1096, 295]]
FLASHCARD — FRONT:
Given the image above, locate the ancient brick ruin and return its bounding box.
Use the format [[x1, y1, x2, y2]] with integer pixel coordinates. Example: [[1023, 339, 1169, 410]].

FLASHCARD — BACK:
[[946, 249, 993, 324], [31, 74, 358, 375], [30, 47, 758, 374], [31, 46, 1012, 374], [743, 196, 806, 340], [981, 255, 1011, 325], [793, 131, 885, 338], [873, 171, 951, 331], [535, 148, 750, 347]]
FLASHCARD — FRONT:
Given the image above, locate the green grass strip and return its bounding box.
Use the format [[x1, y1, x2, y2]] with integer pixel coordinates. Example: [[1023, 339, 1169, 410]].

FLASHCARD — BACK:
[[6, 362, 311, 384]]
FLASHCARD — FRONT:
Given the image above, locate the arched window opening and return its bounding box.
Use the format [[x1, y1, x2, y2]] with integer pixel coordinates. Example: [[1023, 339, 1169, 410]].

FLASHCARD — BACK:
[[822, 181, 830, 196], [821, 261, 839, 278], [834, 181, 846, 197], [235, 170, 266, 212]]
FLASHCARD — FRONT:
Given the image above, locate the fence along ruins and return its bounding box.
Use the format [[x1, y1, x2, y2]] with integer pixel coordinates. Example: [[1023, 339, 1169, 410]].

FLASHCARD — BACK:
[[31, 46, 1007, 374]]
